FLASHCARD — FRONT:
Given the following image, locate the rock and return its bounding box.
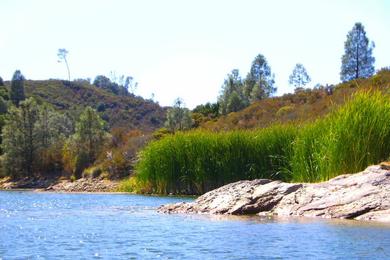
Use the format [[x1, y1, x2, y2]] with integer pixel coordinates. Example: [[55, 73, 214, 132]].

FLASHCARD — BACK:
[[158, 165, 390, 222], [45, 178, 118, 192]]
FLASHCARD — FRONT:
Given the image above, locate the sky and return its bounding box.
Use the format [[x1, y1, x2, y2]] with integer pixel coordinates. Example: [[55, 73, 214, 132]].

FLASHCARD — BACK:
[[1, 0, 389, 108]]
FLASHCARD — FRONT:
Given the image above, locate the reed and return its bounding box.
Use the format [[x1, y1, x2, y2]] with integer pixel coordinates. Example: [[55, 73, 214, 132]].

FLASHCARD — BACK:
[[134, 125, 297, 194], [291, 90, 390, 181], [122, 90, 390, 194]]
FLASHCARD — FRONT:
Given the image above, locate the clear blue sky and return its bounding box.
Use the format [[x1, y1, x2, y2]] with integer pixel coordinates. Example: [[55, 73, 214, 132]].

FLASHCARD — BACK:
[[1, 0, 389, 108]]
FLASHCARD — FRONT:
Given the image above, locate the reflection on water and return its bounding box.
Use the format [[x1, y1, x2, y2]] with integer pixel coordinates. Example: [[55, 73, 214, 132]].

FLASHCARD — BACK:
[[0, 190, 390, 259]]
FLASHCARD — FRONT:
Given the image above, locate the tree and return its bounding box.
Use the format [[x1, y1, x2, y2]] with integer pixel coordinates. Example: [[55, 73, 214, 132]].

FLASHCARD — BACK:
[[57, 48, 71, 81], [62, 107, 107, 178], [0, 76, 3, 86], [2, 98, 39, 177], [289, 63, 311, 89], [165, 98, 192, 132], [2, 98, 73, 177], [93, 74, 132, 96], [244, 54, 276, 102], [340, 22, 375, 82], [10, 70, 25, 107], [110, 71, 137, 95], [0, 97, 7, 114], [74, 107, 107, 161], [193, 102, 219, 118], [93, 75, 112, 91], [218, 69, 248, 115]]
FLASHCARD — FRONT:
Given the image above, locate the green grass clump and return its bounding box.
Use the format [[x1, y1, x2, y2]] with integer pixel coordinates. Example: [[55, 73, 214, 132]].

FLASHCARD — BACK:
[[291, 90, 390, 182], [124, 90, 390, 195], [133, 125, 297, 194]]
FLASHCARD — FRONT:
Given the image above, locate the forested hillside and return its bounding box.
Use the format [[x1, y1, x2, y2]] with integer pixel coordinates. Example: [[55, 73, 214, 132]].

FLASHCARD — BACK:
[[3, 79, 166, 131]]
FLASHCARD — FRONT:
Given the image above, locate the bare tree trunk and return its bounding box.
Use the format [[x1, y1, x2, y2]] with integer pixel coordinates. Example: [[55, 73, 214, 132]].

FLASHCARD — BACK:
[[64, 58, 71, 82]]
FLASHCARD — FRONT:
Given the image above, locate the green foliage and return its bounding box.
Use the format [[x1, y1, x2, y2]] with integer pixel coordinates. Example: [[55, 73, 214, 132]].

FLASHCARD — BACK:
[[245, 54, 276, 102], [63, 107, 108, 177], [2, 98, 71, 177], [152, 127, 171, 140], [118, 176, 145, 193], [289, 63, 311, 89], [0, 97, 8, 114], [165, 98, 192, 132], [10, 70, 25, 107], [6, 79, 165, 131], [132, 125, 297, 194], [291, 90, 390, 182], [218, 55, 276, 116], [93, 74, 134, 96], [218, 69, 248, 115], [128, 89, 390, 195], [192, 102, 219, 118], [202, 70, 390, 131], [341, 22, 375, 82]]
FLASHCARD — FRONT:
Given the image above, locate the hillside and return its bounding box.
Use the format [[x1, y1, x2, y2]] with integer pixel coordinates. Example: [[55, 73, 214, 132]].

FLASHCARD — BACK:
[[3, 79, 166, 131], [201, 69, 390, 131]]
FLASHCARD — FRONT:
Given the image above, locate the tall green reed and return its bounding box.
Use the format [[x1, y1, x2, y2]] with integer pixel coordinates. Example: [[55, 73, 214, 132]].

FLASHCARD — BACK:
[[127, 90, 390, 194], [291, 90, 390, 181], [135, 125, 297, 194]]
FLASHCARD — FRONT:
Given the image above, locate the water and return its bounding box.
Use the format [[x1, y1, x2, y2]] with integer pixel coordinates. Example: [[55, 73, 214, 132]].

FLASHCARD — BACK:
[[1, 191, 390, 259]]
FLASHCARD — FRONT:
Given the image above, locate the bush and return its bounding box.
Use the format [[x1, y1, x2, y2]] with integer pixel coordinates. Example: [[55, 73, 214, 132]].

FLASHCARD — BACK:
[[82, 166, 102, 179]]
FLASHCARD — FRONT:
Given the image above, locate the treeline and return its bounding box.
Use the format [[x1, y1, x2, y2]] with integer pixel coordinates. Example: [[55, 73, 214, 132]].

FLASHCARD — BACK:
[[122, 91, 390, 195], [192, 22, 376, 120]]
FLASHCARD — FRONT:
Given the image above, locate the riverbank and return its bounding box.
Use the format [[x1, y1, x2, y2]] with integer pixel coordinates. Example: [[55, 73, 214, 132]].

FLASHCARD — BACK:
[[159, 163, 390, 222], [0, 176, 119, 192]]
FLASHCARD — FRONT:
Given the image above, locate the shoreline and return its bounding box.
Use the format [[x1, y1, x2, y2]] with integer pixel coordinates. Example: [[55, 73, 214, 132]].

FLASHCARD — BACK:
[[0, 176, 119, 193]]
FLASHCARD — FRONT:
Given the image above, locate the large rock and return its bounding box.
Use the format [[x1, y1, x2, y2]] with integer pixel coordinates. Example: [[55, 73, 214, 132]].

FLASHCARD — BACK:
[[158, 165, 390, 222]]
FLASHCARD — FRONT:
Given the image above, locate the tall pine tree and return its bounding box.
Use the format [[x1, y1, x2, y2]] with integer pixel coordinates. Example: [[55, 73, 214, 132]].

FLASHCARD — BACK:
[[340, 23, 375, 82], [10, 70, 25, 107], [244, 54, 276, 102]]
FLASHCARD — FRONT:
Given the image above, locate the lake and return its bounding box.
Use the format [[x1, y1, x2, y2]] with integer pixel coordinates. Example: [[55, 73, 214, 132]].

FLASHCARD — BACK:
[[1, 191, 390, 259]]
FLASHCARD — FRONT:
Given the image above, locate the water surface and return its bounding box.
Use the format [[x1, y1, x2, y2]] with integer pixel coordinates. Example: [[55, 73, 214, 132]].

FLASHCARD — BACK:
[[1, 191, 390, 259]]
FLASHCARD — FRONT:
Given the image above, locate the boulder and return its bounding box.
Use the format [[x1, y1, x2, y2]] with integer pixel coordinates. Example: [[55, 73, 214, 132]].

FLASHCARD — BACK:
[[158, 165, 390, 222]]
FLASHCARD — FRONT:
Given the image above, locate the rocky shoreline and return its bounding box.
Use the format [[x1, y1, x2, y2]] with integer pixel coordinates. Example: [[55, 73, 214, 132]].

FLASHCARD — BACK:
[[159, 164, 390, 222], [0, 176, 119, 192]]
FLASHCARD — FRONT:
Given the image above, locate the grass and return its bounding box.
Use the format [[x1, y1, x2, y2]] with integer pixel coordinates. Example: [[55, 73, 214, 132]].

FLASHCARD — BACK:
[[122, 89, 390, 195], [131, 125, 297, 194], [291, 90, 390, 182]]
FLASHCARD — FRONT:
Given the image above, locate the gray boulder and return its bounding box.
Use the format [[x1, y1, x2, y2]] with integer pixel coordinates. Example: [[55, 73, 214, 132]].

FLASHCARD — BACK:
[[158, 165, 390, 222]]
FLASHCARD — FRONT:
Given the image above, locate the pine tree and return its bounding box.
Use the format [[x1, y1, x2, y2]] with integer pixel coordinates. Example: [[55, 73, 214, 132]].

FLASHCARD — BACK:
[[340, 23, 375, 82], [244, 54, 276, 102], [10, 70, 25, 107], [289, 63, 311, 89], [2, 98, 39, 177], [74, 107, 107, 162], [218, 69, 248, 115]]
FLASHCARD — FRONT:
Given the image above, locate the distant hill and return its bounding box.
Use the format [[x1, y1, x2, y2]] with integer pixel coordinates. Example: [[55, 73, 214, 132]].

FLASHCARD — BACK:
[[3, 80, 166, 131], [201, 69, 390, 131]]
